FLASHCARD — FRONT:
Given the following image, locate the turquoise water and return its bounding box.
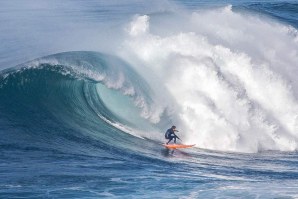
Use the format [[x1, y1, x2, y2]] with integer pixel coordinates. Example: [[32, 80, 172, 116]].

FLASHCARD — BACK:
[[1, 1, 298, 198]]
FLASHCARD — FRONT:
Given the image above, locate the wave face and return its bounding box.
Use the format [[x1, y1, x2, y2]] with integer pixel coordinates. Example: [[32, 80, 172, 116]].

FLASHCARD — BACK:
[[0, 51, 165, 155]]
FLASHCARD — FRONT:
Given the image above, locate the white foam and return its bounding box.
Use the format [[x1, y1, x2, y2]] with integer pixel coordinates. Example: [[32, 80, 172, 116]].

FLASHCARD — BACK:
[[127, 15, 150, 36], [120, 6, 298, 152]]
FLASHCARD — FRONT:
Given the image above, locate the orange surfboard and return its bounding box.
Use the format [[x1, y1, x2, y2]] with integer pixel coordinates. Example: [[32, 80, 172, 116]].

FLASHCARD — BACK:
[[163, 144, 195, 149]]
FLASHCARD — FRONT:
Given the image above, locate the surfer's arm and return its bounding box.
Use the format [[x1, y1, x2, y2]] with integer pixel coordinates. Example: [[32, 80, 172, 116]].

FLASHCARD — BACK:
[[175, 134, 181, 140]]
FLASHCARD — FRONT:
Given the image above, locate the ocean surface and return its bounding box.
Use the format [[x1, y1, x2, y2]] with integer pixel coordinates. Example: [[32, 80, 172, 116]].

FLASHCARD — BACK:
[[1, 0, 298, 198]]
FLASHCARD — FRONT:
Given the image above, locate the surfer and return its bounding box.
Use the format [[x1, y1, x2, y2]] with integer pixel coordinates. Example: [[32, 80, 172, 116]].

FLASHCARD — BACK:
[[165, 125, 180, 144]]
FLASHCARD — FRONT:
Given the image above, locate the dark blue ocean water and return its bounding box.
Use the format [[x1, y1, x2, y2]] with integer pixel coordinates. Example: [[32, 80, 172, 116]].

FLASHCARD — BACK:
[[1, 1, 298, 198]]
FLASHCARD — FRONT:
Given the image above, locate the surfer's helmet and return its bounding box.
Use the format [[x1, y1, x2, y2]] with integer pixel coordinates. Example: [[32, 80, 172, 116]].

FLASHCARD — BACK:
[[172, 125, 176, 129]]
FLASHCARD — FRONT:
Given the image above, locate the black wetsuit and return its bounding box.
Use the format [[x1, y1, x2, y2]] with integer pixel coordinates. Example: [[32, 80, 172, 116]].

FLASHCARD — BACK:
[[165, 128, 178, 144]]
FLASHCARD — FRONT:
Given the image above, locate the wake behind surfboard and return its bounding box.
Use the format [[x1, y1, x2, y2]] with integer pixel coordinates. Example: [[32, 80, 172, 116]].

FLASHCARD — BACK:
[[163, 144, 195, 149]]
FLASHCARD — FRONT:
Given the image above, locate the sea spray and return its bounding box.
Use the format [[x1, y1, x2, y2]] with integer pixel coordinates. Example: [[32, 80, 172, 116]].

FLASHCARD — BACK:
[[121, 6, 298, 152]]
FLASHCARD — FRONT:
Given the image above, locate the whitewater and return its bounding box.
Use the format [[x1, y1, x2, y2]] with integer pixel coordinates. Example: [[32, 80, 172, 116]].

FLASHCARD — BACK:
[[1, 0, 298, 198]]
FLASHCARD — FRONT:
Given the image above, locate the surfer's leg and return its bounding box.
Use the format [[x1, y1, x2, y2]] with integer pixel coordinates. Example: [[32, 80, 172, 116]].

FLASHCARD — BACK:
[[174, 137, 176, 143], [167, 137, 173, 144], [166, 138, 171, 144]]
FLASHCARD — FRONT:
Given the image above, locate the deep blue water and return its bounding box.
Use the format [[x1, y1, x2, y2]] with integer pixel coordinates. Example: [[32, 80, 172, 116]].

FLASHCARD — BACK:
[[1, 1, 298, 198]]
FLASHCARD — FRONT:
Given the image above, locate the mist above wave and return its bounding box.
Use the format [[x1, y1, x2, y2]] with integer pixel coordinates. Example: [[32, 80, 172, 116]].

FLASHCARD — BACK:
[[120, 5, 298, 152]]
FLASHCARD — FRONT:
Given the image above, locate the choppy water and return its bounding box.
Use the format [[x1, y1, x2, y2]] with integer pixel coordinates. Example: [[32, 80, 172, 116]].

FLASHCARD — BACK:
[[1, 0, 298, 198]]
